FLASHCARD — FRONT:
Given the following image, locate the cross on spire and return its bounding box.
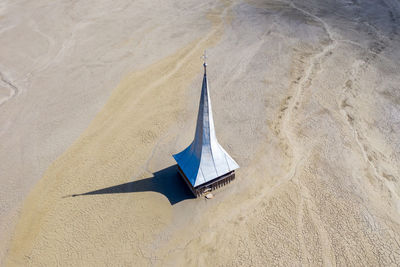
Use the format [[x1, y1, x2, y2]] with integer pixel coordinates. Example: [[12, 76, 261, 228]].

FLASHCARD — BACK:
[[201, 50, 207, 73]]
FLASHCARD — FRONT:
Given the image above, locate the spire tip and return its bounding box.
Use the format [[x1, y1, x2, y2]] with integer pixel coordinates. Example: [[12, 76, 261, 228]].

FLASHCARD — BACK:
[[201, 50, 208, 73]]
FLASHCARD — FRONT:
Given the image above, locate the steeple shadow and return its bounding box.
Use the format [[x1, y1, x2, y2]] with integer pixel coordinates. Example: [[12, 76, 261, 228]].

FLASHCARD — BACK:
[[66, 165, 195, 205]]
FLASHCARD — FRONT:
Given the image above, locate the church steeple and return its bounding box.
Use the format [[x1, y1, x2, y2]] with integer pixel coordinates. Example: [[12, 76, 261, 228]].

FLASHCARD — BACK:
[[173, 52, 239, 192]]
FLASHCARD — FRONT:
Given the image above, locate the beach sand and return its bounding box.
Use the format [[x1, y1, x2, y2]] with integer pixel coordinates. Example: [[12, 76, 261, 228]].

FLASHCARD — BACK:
[[1, 0, 400, 265]]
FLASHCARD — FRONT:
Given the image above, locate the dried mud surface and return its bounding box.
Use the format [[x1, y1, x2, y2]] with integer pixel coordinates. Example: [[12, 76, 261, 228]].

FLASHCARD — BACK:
[[1, 0, 400, 266]]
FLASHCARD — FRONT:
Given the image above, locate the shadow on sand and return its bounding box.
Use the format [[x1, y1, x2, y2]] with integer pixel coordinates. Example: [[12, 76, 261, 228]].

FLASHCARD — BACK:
[[65, 165, 195, 205]]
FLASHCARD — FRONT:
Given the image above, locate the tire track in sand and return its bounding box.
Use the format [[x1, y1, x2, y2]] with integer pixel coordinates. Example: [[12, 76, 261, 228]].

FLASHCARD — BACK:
[[338, 32, 400, 211], [204, 2, 339, 264], [281, 2, 338, 265]]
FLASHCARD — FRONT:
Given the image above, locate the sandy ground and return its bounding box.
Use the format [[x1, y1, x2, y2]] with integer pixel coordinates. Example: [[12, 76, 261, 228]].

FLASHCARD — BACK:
[[1, 0, 400, 265]]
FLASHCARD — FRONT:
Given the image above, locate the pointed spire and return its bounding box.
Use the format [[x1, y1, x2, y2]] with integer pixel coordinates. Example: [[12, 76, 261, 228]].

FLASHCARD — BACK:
[[173, 52, 239, 187]]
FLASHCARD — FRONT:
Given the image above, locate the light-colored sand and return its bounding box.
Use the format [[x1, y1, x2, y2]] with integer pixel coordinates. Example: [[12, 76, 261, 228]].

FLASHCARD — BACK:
[[1, 0, 400, 265]]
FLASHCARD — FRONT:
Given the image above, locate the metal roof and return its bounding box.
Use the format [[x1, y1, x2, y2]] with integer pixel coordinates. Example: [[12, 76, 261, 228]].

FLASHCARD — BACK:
[[173, 59, 239, 187]]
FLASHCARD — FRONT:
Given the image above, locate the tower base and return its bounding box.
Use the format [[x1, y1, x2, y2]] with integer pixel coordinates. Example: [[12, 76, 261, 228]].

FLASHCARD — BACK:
[[177, 166, 235, 197]]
